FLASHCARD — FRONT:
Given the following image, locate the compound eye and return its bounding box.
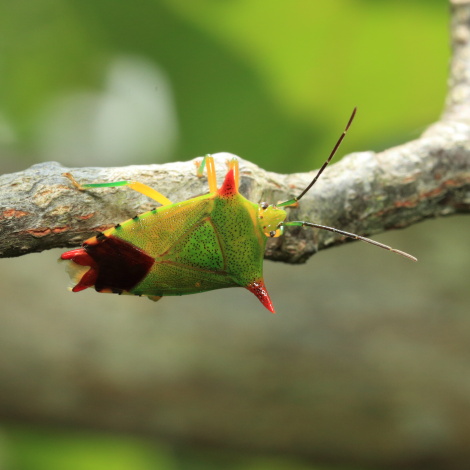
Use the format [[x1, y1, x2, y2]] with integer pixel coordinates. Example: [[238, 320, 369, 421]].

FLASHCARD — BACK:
[[269, 230, 276, 238], [260, 202, 269, 210]]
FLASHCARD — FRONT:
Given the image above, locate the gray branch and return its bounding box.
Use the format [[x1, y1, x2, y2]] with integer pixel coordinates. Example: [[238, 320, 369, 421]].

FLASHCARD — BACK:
[[2, 2, 470, 468], [1, 4, 470, 260]]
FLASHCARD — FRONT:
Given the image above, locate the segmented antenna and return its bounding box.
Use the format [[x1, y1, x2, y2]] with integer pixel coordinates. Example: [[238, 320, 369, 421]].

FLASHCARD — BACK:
[[281, 221, 417, 261], [278, 107, 357, 207]]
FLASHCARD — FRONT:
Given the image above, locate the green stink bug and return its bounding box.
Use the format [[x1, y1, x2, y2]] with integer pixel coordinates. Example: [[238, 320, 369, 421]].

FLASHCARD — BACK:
[[61, 109, 416, 313]]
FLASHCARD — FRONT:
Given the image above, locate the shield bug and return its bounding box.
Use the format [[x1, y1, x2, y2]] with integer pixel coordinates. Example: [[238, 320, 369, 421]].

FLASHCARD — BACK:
[[61, 108, 416, 312]]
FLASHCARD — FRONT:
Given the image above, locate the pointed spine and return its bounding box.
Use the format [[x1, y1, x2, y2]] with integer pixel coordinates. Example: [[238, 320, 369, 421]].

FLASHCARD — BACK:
[[218, 169, 237, 198], [246, 280, 275, 313]]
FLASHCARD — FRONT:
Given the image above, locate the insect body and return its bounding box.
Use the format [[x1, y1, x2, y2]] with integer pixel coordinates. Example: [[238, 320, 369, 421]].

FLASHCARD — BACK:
[[61, 109, 416, 313]]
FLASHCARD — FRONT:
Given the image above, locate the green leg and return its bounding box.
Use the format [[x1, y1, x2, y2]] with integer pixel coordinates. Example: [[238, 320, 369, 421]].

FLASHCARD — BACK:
[[63, 172, 173, 206]]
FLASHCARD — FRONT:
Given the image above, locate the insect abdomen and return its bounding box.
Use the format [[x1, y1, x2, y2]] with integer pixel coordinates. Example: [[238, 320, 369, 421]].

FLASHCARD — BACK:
[[61, 234, 154, 293]]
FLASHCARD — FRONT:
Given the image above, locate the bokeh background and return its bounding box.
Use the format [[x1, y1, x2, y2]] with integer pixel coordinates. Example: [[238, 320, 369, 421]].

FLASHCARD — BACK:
[[2, 1, 469, 469]]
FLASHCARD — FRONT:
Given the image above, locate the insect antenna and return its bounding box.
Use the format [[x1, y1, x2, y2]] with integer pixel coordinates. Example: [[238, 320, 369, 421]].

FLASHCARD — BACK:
[[281, 221, 417, 261], [277, 107, 417, 261], [278, 107, 357, 208]]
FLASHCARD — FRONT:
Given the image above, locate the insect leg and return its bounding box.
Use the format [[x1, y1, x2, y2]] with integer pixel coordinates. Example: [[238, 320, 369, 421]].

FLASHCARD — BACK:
[[63, 173, 173, 206], [282, 221, 417, 261], [196, 155, 218, 193], [226, 158, 239, 192]]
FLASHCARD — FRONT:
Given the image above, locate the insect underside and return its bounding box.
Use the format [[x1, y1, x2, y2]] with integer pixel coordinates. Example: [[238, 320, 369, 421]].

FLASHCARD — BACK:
[[61, 157, 277, 312]]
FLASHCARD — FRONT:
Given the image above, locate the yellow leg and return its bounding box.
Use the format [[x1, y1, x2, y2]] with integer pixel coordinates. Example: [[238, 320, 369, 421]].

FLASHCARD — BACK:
[[206, 156, 217, 193], [196, 155, 218, 193], [226, 158, 239, 192], [63, 173, 173, 206], [124, 182, 173, 206]]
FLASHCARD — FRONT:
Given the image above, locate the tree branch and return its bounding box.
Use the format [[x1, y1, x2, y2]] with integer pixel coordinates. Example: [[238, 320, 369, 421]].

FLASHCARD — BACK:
[[1, 12, 470, 261], [1, 2, 470, 468], [1, 4, 470, 260]]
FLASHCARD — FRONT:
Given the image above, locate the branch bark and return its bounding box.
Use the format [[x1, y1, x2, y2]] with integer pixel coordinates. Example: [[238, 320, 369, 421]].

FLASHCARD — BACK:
[[1, 4, 469, 260], [2, 2, 470, 469]]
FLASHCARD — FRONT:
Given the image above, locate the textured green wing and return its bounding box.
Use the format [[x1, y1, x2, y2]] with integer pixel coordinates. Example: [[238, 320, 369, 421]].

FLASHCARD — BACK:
[[107, 195, 214, 258], [105, 194, 238, 295]]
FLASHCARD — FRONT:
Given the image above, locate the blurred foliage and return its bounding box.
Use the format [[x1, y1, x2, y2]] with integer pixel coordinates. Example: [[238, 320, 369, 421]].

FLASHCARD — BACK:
[[0, 0, 450, 469], [1, 424, 355, 470], [1, 425, 173, 470], [0, 0, 448, 172]]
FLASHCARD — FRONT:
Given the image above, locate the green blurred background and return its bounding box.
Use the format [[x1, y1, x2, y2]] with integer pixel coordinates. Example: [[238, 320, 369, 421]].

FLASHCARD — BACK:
[[3, 1, 468, 469], [1, 0, 448, 173]]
